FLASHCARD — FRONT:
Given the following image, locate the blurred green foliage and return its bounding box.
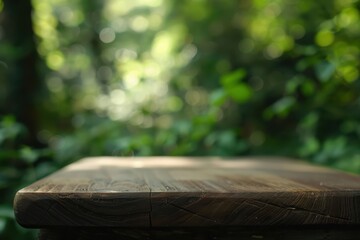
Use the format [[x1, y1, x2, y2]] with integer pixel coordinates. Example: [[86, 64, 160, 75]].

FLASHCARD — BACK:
[[1, 0, 360, 238], [0, 117, 54, 239]]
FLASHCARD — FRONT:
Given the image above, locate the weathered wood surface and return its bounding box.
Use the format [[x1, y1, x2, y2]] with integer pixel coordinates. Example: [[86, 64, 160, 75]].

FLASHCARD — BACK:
[[14, 157, 360, 228]]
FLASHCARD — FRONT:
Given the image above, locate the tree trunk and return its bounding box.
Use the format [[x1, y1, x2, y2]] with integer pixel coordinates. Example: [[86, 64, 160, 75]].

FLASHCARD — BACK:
[[0, 0, 43, 147]]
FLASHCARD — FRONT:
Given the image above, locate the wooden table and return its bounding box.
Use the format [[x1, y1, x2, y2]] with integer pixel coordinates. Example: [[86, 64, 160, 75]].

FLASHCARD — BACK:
[[14, 157, 360, 239]]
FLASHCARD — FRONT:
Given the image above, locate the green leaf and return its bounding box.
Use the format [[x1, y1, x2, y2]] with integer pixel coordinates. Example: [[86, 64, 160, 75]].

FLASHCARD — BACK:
[[221, 69, 246, 88], [315, 61, 335, 82], [301, 80, 315, 96], [210, 89, 227, 106], [218, 131, 236, 147], [300, 112, 319, 130], [286, 76, 301, 94], [314, 137, 347, 163], [299, 136, 320, 157], [174, 120, 192, 135], [0, 206, 14, 219], [227, 84, 253, 103], [20, 147, 38, 164], [268, 97, 296, 117]]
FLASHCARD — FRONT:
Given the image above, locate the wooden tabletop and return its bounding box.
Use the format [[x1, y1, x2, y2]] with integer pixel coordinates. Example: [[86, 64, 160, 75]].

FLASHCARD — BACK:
[[14, 157, 360, 228]]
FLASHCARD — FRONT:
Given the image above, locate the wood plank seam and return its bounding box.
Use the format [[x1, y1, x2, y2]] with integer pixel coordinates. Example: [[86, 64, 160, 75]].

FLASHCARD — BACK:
[[149, 188, 152, 227]]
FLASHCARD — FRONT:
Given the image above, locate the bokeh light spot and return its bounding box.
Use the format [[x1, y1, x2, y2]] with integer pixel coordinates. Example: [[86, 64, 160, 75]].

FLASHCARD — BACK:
[[47, 77, 64, 93], [110, 89, 126, 105], [99, 28, 116, 43], [290, 24, 305, 39], [131, 16, 149, 32], [315, 30, 334, 47], [339, 66, 359, 82], [265, 44, 283, 59], [46, 51, 64, 70]]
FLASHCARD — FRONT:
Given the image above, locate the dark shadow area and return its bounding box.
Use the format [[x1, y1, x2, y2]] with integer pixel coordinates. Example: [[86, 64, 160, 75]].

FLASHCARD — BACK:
[[38, 226, 360, 240]]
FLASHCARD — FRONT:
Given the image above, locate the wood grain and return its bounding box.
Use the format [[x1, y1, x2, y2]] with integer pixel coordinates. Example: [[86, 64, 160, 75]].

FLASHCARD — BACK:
[[14, 157, 360, 228]]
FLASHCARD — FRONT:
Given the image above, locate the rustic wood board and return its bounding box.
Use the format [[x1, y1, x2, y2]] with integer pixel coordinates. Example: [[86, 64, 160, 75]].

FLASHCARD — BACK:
[[14, 157, 360, 228]]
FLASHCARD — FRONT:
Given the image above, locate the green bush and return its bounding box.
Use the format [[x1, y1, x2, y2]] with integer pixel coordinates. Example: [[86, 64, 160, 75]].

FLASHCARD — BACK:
[[0, 116, 54, 239]]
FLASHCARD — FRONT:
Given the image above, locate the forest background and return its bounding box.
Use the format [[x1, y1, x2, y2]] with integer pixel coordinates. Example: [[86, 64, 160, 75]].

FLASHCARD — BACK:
[[1, 0, 360, 238]]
